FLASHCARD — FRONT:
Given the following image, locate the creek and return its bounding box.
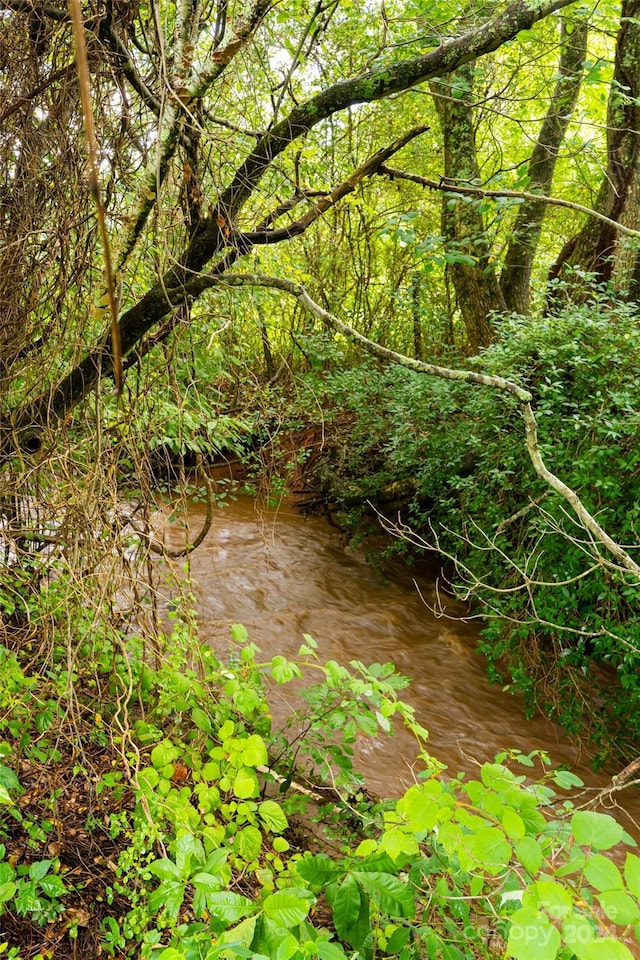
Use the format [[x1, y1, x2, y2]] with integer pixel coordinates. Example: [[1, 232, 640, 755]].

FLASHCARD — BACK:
[[159, 494, 640, 829]]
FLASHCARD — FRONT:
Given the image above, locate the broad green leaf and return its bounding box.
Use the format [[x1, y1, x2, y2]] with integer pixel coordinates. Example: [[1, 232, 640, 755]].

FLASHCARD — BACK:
[[275, 934, 299, 960], [481, 762, 520, 792], [0, 786, 14, 806], [231, 623, 248, 643], [151, 740, 179, 769], [533, 880, 573, 919], [233, 766, 259, 799], [379, 826, 418, 861], [0, 882, 16, 905], [191, 872, 223, 894], [316, 939, 348, 959], [28, 860, 52, 882], [258, 799, 288, 833], [191, 707, 212, 733], [352, 871, 415, 919], [39, 876, 66, 898], [624, 853, 640, 896], [201, 890, 254, 923], [571, 811, 624, 850], [331, 874, 362, 941], [262, 888, 313, 929], [551, 769, 584, 790], [503, 808, 526, 841], [515, 836, 543, 875], [584, 854, 623, 892], [596, 889, 640, 926], [506, 907, 560, 960], [296, 854, 344, 887], [578, 940, 635, 959], [234, 825, 262, 862], [396, 782, 444, 832], [148, 858, 181, 881], [0, 766, 21, 793], [467, 826, 512, 869], [562, 912, 595, 950], [148, 879, 184, 919], [271, 656, 302, 684], [218, 914, 257, 949], [175, 833, 205, 876], [241, 734, 268, 767], [218, 719, 235, 741]]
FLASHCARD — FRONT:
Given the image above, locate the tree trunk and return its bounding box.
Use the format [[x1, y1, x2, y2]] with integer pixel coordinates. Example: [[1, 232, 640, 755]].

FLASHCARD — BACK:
[[431, 64, 505, 353], [500, 11, 587, 314], [549, 0, 640, 298]]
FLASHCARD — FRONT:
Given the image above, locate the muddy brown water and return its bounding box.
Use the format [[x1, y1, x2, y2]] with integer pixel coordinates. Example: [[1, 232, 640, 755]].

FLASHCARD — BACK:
[[158, 495, 640, 830]]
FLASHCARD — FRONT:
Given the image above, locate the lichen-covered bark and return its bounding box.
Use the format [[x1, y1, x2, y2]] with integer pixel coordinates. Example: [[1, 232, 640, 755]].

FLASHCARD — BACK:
[[431, 64, 505, 352], [500, 11, 587, 314], [550, 0, 640, 297]]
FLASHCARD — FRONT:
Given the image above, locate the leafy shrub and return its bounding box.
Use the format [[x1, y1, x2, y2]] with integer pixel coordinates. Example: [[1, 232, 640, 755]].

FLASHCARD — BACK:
[[309, 295, 640, 758]]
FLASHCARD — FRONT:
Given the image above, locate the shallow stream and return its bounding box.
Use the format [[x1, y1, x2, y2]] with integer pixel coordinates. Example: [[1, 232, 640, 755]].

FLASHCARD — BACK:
[[159, 495, 640, 828]]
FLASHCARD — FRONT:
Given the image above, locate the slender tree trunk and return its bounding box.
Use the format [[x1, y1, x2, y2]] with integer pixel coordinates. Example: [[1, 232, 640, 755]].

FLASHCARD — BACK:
[[549, 0, 640, 298], [431, 64, 505, 353], [500, 11, 587, 313], [411, 272, 423, 360]]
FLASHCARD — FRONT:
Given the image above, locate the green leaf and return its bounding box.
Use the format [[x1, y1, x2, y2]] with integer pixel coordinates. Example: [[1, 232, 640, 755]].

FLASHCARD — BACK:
[[234, 825, 262, 862], [148, 880, 185, 919], [200, 890, 254, 923], [271, 656, 302, 684], [151, 740, 179, 769], [39, 876, 66, 898], [316, 939, 348, 959], [551, 769, 584, 790], [502, 808, 526, 841], [624, 853, 640, 896], [578, 940, 635, 959], [514, 836, 543, 875], [191, 707, 212, 733], [233, 766, 259, 799], [175, 833, 205, 876], [0, 785, 13, 806], [241, 734, 268, 767], [218, 913, 257, 949], [296, 854, 344, 887], [0, 882, 16, 905], [262, 888, 313, 928], [533, 880, 573, 919], [584, 854, 623, 892], [596, 889, 640, 926], [506, 907, 561, 960], [467, 826, 512, 870], [258, 799, 288, 833], [231, 623, 249, 643], [351, 872, 415, 919], [331, 874, 362, 941], [571, 811, 625, 850], [149, 858, 181, 881], [562, 913, 594, 951], [28, 860, 52, 883], [191, 871, 223, 894], [0, 766, 21, 793]]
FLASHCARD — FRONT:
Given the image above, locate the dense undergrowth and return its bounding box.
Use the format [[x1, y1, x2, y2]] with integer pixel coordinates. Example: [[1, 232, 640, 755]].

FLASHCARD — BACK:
[[281, 294, 640, 764], [2, 605, 640, 960], [2, 290, 640, 959]]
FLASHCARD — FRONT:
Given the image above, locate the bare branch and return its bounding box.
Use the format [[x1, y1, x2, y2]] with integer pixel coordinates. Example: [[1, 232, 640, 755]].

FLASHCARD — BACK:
[[378, 165, 640, 240]]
